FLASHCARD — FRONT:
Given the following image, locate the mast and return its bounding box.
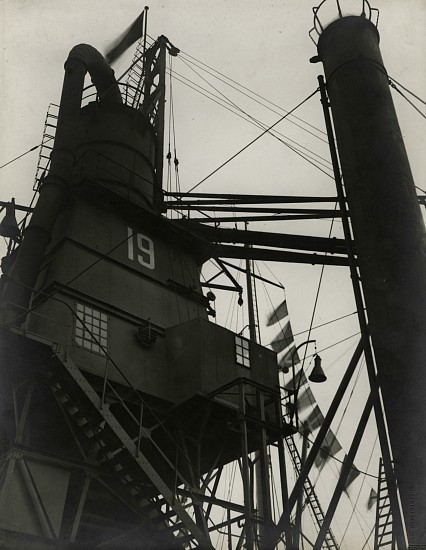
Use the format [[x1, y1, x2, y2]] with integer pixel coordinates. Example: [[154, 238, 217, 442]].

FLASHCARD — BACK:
[[244, 229, 273, 549]]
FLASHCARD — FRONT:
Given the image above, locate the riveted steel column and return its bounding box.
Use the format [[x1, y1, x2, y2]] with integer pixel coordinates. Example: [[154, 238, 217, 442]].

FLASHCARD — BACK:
[[317, 16, 426, 546]]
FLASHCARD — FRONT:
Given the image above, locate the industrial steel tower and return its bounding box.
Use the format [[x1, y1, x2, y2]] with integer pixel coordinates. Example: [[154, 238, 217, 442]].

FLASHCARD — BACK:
[[0, 2, 425, 549], [0, 33, 291, 550]]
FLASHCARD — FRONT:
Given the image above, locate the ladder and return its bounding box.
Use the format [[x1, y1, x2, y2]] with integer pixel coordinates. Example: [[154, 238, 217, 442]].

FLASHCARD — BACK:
[[47, 345, 213, 549], [374, 459, 395, 550], [126, 38, 146, 109], [33, 103, 59, 191], [286, 436, 339, 550], [250, 260, 262, 344]]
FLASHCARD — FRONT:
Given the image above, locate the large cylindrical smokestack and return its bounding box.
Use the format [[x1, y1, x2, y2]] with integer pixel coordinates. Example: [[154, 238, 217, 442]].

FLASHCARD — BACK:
[[317, 14, 426, 545]]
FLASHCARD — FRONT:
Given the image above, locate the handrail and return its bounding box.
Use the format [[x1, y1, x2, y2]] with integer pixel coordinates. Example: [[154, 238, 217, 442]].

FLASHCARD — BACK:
[[309, 0, 379, 44], [81, 81, 144, 108], [5, 280, 194, 490]]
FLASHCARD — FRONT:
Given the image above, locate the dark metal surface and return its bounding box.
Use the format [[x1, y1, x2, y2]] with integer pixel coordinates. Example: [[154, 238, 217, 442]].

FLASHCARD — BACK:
[[318, 15, 426, 546]]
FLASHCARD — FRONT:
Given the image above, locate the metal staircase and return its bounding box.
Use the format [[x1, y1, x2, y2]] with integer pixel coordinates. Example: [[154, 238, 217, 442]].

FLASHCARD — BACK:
[[46, 344, 213, 549], [374, 458, 395, 550], [286, 436, 339, 550]]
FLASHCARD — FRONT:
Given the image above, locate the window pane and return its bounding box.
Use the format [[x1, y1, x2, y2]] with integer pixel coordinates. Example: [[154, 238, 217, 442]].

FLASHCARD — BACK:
[[235, 335, 250, 367], [75, 303, 108, 355]]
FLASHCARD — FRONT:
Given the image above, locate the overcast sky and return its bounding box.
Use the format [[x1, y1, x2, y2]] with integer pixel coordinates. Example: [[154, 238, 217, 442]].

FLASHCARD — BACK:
[[1, 1, 425, 547]]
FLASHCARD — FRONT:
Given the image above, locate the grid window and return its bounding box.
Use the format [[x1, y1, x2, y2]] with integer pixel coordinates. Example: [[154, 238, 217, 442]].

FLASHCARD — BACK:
[[235, 336, 250, 368], [74, 303, 108, 355]]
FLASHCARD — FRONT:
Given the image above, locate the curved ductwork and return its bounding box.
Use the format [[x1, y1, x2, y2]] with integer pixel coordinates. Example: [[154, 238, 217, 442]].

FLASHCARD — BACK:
[[66, 44, 122, 103], [0, 45, 121, 323]]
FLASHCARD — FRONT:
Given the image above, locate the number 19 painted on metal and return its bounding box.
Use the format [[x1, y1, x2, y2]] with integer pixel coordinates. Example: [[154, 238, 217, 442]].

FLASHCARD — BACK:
[[127, 227, 155, 270]]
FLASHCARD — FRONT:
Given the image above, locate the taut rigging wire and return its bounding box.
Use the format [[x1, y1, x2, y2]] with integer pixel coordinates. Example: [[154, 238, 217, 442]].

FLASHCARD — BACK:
[[388, 75, 426, 107], [171, 43, 328, 138], [389, 79, 426, 121], [177, 54, 332, 164], [0, 139, 52, 170], [339, 435, 378, 545], [167, 68, 333, 172], [187, 88, 320, 192]]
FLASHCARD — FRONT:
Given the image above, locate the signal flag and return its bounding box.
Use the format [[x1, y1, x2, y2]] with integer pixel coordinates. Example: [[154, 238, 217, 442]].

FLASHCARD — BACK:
[[106, 12, 145, 64], [266, 299, 289, 326]]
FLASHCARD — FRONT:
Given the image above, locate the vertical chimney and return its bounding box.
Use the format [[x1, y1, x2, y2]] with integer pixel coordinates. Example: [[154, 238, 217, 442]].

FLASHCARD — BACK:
[[317, 13, 426, 545]]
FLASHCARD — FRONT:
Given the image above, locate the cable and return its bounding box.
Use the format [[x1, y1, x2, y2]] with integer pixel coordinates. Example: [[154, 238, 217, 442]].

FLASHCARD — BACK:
[[314, 332, 360, 357], [178, 51, 328, 143], [0, 142, 46, 170], [294, 203, 339, 400], [173, 45, 327, 138], [389, 79, 426, 121], [167, 69, 334, 180], [388, 75, 426, 107], [294, 310, 358, 337], [334, 356, 365, 437], [339, 436, 378, 544], [297, 428, 378, 480], [168, 68, 333, 172], [360, 525, 375, 550], [176, 56, 332, 169], [270, 311, 359, 347], [187, 88, 320, 193]]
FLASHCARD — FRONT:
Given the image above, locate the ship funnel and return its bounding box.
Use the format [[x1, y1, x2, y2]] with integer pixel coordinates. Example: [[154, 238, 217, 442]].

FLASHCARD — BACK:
[[0, 45, 121, 324], [313, 2, 426, 545]]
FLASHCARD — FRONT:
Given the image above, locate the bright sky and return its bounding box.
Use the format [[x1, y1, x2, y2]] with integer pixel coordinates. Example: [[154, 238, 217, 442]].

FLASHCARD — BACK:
[[0, 1, 425, 547]]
